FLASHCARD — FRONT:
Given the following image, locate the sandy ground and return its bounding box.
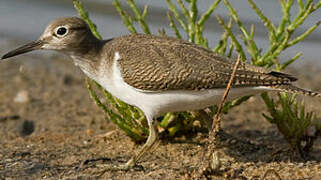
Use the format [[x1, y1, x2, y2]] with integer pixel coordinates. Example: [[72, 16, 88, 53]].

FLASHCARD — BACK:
[[0, 43, 321, 179]]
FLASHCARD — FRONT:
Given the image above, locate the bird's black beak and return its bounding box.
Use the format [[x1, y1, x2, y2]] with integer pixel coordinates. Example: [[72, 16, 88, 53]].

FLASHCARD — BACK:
[[1, 40, 44, 60]]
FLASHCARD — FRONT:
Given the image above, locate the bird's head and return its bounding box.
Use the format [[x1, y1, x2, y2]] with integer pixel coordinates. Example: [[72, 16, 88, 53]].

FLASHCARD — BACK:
[[2, 17, 97, 60]]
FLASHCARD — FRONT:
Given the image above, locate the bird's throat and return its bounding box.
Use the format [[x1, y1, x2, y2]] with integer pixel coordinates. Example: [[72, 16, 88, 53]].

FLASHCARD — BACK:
[[70, 54, 100, 81]]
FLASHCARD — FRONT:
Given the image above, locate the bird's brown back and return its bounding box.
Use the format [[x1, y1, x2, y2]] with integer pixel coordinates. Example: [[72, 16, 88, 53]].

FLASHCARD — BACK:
[[106, 34, 296, 91]]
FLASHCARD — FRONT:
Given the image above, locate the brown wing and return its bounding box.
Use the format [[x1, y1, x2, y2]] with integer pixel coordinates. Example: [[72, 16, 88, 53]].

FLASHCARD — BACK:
[[113, 34, 296, 91]]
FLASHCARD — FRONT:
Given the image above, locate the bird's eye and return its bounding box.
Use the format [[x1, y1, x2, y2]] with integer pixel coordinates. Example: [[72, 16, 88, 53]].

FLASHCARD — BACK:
[[56, 26, 68, 37]]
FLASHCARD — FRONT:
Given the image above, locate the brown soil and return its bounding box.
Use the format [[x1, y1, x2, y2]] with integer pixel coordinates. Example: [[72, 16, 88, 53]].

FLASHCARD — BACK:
[[0, 46, 321, 179]]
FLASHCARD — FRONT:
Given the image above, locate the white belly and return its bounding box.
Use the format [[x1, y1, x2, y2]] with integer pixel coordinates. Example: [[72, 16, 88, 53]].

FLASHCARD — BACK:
[[94, 53, 273, 118], [102, 82, 269, 117]]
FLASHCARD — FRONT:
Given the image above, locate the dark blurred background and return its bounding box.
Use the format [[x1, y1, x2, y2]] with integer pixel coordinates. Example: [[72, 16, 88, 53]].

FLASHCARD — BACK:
[[1, 0, 320, 65]]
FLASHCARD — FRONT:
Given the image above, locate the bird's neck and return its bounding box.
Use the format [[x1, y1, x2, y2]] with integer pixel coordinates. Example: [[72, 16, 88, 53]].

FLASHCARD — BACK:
[[68, 39, 105, 81]]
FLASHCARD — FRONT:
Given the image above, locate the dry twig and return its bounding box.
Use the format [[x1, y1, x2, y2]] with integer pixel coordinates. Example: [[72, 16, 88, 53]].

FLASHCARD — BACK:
[[195, 55, 241, 177], [211, 55, 242, 133]]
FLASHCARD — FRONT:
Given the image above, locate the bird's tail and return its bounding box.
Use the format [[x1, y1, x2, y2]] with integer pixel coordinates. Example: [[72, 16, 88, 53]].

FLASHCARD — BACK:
[[269, 84, 321, 98]]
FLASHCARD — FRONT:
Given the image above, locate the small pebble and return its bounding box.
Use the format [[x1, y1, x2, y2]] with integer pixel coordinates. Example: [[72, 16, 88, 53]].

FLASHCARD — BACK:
[[298, 162, 304, 167], [17, 120, 35, 137], [63, 74, 73, 85], [87, 129, 93, 135], [19, 65, 27, 73], [230, 139, 237, 144], [14, 90, 30, 103]]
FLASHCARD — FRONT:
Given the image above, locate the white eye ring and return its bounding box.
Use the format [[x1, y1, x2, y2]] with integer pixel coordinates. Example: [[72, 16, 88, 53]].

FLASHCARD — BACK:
[[55, 26, 68, 37]]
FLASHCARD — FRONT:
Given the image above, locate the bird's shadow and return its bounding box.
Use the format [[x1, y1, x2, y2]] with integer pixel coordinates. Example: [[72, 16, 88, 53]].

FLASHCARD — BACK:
[[78, 127, 321, 174], [169, 128, 321, 164]]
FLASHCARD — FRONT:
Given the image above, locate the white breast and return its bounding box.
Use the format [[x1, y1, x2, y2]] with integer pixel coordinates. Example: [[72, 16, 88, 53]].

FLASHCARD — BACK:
[[95, 52, 272, 119]]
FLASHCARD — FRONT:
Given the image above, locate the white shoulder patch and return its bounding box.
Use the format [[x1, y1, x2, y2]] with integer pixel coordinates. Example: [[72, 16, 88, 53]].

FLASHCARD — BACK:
[[114, 51, 121, 61]]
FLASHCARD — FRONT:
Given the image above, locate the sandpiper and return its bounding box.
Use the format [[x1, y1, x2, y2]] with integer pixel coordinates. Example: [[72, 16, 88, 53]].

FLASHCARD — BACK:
[[2, 17, 320, 170]]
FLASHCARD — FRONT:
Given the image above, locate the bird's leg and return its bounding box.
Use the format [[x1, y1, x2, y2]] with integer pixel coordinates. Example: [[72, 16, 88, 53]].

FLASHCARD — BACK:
[[125, 121, 158, 167], [97, 119, 158, 171]]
